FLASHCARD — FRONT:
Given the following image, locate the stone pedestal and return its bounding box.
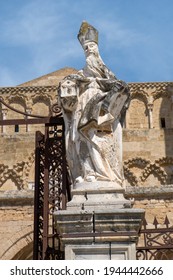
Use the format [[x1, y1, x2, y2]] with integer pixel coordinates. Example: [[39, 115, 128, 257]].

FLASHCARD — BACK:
[[54, 179, 144, 260], [54, 208, 145, 260], [67, 181, 132, 210], [65, 243, 136, 260]]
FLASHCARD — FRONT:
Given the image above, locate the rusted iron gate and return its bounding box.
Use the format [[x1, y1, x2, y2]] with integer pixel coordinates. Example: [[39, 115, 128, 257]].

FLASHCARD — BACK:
[[33, 114, 71, 260], [0, 99, 70, 259], [136, 216, 173, 260]]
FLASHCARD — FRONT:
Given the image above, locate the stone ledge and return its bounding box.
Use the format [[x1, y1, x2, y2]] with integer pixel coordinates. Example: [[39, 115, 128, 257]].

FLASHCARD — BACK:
[[54, 208, 145, 245], [125, 185, 173, 199], [0, 190, 34, 206]]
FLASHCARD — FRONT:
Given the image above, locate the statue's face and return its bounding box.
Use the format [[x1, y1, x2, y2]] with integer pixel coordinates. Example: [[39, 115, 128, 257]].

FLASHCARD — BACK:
[[83, 42, 99, 56]]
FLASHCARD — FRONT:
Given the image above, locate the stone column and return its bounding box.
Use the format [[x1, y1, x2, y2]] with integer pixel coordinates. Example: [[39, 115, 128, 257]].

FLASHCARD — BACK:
[[54, 181, 144, 260], [25, 108, 32, 132], [1, 108, 8, 133], [148, 103, 153, 129]]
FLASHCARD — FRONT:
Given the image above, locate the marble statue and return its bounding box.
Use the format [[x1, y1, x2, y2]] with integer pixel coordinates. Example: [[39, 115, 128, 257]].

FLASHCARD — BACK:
[[59, 21, 130, 187]]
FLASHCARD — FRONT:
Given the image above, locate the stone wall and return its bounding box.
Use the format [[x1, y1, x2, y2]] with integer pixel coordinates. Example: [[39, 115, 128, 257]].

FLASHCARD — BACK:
[[0, 134, 35, 191], [125, 185, 173, 223], [123, 129, 173, 186], [0, 69, 173, 259], [0, 191, 34, 260]]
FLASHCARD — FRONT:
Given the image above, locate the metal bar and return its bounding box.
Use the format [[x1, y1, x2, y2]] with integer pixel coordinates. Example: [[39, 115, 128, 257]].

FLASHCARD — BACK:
[[0, 118, 50, 126], [42, 125, 50, 259], [61, 123, 67, 210], [0, 98, 46, 118], [0, 116, 64, 126], [137, 246, 173, 250], [140, 228, 173, 233], [33, 131, 41, 260], [46, 116, 64, 125]]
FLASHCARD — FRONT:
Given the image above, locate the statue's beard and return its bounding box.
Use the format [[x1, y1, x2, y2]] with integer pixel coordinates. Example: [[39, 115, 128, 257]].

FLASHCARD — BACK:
[[85, 53, 107, 78]]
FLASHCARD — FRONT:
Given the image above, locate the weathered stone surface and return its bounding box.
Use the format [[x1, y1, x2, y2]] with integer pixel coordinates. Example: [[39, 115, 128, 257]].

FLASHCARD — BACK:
[[1, 62, 173, 259], [67, 181, 131, 210], [59, 21, 130, 188], [0, 204, 34, 260], [65, 243, 136, 260], [54, 208, 144, 260]]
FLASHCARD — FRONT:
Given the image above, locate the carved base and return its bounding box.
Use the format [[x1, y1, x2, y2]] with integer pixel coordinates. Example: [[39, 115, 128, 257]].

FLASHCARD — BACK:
[[67, 181, 131, 210], [54, 208, 145, 260], [65, 243, 136, 260]]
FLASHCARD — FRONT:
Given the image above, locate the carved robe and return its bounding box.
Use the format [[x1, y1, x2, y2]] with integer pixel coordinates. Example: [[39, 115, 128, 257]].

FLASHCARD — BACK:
[[59, 66, 130, 185]]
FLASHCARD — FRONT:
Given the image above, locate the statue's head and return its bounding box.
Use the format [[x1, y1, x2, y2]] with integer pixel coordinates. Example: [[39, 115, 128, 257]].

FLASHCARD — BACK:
[[78, 21, 99, 57], [78, 21, 98, 48]]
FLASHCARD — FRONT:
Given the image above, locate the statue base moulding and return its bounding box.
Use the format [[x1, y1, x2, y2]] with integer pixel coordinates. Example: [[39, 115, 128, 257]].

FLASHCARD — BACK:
[[54, 207, 145, 260], [54, 181, 145, 260], [66, 181, 131, 211]]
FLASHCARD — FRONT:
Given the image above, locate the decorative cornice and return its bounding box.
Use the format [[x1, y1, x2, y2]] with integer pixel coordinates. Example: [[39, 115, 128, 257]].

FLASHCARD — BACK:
[[128, 81, 173, 93], [0, 86, 58, 95], [128, 82, 173, 90], [0, 82, 173, 95]]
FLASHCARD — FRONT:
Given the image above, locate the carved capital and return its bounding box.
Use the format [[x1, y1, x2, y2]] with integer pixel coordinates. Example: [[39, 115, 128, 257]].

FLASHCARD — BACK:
[[147, 103, 154, 112]]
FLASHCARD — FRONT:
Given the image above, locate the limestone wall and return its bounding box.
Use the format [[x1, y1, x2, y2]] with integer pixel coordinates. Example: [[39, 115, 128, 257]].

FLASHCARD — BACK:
[[0, 191, 34, 260], [0, 71, 173, 259], [125, 185, 173, 223], [123, 129, 173, 186], [0, 133, 35, 191], [133, 198, 173, 225]]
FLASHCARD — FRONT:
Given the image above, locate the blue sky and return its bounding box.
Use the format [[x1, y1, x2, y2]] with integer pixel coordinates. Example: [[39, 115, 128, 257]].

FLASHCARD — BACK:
[[0, 0, 173, 86]]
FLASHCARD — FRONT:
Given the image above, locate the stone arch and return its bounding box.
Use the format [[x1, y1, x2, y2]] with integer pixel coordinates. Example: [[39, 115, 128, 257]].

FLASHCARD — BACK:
[[6, 97, 26, 133], [156, 157, 173, 165], [1, 178, 18, 190], [131, 91, 149, 103], [123, 166, 138, 186], [153, 91, 170, 101], [155, 157, 173, 184], [0, 169, 23, 190], [124, 157, 150, 168], [8, 95, 26, 109], [124, 157, 150, 186], [126, 95, 148, 129], [153, 96, 173, 129], [140, 163, 167, 186], [30, 97, 50, 132], [0, 163, 9, 176], [32, 94, 51, 110], [0, 226, 33, 260], [0, 162, 24, 190], [22, 152, 35, 189], [12, 242, 33, 260]]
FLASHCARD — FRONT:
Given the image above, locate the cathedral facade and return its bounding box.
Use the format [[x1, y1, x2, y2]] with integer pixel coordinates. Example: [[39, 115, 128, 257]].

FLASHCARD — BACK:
[[0, 68, 173, 259]]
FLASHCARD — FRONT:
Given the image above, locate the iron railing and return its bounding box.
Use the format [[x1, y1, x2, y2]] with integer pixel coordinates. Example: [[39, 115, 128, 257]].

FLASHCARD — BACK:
[[136, 216, 173, 260], [33, 115, 71, 260]]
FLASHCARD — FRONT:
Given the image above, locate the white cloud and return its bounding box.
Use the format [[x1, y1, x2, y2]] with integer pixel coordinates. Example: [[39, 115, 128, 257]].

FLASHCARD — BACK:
[[2, 3, 62, 45], [0, 0, 83, 84], [31, 39, 83, 75], [0, 0, 173, 85]]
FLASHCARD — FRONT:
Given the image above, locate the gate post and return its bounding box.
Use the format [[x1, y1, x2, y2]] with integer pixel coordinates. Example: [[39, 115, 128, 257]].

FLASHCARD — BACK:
[[33, 116, 71, 260]]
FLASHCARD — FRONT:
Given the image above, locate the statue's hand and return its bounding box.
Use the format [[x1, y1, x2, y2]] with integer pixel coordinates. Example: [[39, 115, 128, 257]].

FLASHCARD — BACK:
[[85, 77, 95, 82]]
